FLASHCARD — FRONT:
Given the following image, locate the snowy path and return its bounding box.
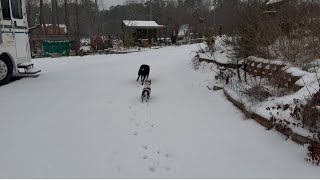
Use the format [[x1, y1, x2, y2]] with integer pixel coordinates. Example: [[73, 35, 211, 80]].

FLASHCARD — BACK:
[[0, 44, 319, 178]]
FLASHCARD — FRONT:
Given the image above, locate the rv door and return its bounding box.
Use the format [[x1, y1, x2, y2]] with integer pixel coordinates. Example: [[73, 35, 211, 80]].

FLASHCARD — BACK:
[[0, 25, 2, 44], [11, 0, 29, 59]]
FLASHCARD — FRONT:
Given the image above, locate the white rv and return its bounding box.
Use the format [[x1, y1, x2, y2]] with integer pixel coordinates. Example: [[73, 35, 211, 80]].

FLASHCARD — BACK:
[[0, 0, 40, 86]]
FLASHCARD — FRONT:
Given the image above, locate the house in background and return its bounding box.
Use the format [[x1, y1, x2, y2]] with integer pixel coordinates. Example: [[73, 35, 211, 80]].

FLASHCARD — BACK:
[[41, 24, 67, 35], [122, 20, 166, 46]]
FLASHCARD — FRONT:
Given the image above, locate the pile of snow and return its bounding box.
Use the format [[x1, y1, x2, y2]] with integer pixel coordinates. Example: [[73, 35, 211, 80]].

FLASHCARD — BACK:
[[80, 46, 91, 52], [80, 38, 90, 46]]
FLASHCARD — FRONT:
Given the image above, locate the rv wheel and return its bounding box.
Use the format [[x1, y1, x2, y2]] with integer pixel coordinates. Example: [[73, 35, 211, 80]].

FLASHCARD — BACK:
[[0, 55, 13, 86]]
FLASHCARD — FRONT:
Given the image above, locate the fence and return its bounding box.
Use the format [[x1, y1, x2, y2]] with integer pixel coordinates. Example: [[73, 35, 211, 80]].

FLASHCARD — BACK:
[[246, 58, 304, 91]]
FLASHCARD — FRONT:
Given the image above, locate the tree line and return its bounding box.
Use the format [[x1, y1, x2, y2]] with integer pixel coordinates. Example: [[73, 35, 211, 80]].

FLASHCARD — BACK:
[[27, 0, 320, 63], [26, 0, 243, 38]]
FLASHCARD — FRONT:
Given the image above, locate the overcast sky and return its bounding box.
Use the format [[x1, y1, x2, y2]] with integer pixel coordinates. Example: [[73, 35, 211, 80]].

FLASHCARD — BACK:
[[99, 0, 126, 9], [100, 0, 147, 9]]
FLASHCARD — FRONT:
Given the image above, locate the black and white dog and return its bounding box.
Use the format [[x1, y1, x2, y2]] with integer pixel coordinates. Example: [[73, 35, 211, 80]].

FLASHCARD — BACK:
[[141, 79, 151, 103], [137, 64, 150, 85]]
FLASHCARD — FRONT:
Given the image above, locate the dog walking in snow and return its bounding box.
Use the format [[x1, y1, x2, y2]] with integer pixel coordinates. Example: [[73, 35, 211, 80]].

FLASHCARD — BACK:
[[137, 64, 150, 85], [141, 79, 151, 103]]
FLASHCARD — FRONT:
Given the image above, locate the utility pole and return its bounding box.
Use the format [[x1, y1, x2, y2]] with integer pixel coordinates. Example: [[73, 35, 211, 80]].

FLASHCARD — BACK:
[[211, 0, 217, 34]]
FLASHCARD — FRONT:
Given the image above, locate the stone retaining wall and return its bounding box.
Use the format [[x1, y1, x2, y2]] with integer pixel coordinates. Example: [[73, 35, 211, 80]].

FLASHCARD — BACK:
[[224, 89, 314, 145]]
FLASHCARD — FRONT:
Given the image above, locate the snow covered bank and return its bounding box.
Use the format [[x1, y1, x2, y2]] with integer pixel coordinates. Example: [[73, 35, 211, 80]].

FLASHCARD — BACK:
[[199, 38, 320, 165]]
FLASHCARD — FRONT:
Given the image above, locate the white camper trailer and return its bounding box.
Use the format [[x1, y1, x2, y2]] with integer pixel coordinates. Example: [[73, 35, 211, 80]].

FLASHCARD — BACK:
[[0, 0, 40, 86]]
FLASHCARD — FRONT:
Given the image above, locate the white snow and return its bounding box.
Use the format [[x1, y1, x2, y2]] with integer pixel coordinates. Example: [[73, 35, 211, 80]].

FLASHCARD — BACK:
[[123, 20, 165, 28], [198, 52, 213, 60], [266, 0, 283, 5], [79, 46, 91, 52], [248, 56, 287, 66], [0, 44, 319, 178], [43, 24, 67, 33], [197, 36, 234, 65], [177, 24, 189, 37]]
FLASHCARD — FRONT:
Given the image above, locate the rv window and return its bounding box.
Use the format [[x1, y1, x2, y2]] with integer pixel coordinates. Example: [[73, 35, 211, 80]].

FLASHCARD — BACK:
[[1, 0, 11, 20], [11, 0, 22, 19]]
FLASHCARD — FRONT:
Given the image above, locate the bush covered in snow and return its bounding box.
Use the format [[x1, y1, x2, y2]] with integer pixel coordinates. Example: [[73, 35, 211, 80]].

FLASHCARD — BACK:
[[302, 91, 320, 133], [243, 85, 271, 102]]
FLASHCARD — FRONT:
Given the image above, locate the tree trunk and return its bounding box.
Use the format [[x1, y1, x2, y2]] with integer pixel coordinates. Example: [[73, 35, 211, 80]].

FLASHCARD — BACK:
[[64, 0, 70, 34], [51, 0, 56, 35], [244, 60, 247, 83], [237, 58, 242, 82], [75, 0, 80, 35], [95, 0, 100, 35], [55, 0, 59, 34], [40, 0, 47, 35]]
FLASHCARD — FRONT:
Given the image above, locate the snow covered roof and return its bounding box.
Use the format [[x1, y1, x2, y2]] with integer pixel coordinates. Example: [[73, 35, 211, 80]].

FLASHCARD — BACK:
[[122, 20, 165, 29], [266, 0, 284, 5], [43, 24, 66, 28], [41, 24, 67, 33]]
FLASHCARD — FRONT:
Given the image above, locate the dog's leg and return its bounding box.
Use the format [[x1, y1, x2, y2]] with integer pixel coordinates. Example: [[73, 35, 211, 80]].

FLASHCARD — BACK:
[[141, 91, 145, 103], [137, 75, 140, 81], [141, 76, 145, 85], [141, 91, 144, 103]]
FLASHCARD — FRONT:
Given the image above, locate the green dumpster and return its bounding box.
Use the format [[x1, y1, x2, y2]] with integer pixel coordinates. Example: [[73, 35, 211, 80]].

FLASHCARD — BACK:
[[42, 40, 73, 57]]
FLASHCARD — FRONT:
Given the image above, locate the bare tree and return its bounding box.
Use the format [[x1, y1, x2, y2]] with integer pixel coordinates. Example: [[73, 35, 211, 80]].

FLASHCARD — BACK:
[[40, 0, 47, 35], [94, 0, 100, 35], [75, 0, 80, 35], [51, 0, 56, 34], [64, 0, 70, 34], [55, 0, 59, 34]]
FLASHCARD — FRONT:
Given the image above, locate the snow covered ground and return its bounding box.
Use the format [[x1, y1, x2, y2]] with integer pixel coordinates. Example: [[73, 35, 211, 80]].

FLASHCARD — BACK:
[[0, 44, 319, 178]]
